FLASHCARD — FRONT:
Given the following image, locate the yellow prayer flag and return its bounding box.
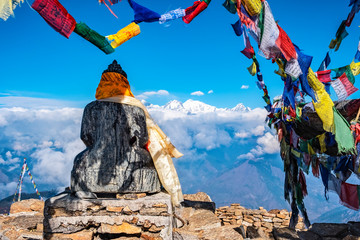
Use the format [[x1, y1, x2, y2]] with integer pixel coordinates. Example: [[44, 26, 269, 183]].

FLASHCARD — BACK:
[[350, 60, 360, 76], [307, 68, 335, 133], [242, 0, 262, 16], [107, 22, 141, 49], [247, 61, 257, 76], [317, 133, 327, 153]]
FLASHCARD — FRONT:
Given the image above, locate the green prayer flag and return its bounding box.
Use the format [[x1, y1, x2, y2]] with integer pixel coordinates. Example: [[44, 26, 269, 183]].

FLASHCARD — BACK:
[[332, 65, 355, 84], [74, 22, 115, 55], [333, 107, 355, 154], [258, 3, 265, 43], [222, 0, 237, 14], [299, 139, 309, 153]]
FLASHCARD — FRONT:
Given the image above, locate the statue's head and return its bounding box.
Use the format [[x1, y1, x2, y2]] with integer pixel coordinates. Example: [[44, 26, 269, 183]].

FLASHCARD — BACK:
[[95, 60, 134, 100]]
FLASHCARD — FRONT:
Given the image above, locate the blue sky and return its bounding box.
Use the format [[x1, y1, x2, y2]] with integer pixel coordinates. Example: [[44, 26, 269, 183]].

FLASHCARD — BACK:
[[1, 0, 360, 109]]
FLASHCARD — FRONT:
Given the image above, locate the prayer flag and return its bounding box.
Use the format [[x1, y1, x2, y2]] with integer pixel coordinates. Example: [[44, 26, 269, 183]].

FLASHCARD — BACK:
[[299, 170, 308, 197], [106, 22, 140, 49], [355, 40, 360, 62], [329, 21, 348, 51], [247, 61, 256, 76], [331, 72, 358, 101], [333, 107, 356, 154], [231, 20, 243, 36], [183, 0, 209, 24], [128, 0, 161, 23], [340, 182, 359, 210], [32, 0, 76, 38], [223, 0, 237, 14], [328, 174, 341, 196], [259, 1, 280, 59], [318, 52, 331, 71], [350, 60, 360, 76], [316, 70, 332, 83], [320, 163, 329, 198], [241, 30, 255, 59], [242, 0, 262, 16], [0, 0, 23, 21], [74, 22, 114, 55], [332, 65, 355, 84], [275, 24, 297, 61], [159, 9, 185, 24], [294, 45, 316, 100]]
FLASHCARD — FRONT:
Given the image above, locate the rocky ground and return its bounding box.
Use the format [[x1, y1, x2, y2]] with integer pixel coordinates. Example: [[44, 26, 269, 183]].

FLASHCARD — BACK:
[[0, 192, 359, 239]]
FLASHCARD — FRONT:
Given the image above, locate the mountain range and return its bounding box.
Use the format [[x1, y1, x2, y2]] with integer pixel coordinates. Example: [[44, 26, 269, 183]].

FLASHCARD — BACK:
[[0, 98, 359, 223]]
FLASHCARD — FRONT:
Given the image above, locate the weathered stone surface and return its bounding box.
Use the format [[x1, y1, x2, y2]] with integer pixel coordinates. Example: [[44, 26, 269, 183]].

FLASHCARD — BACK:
[[9, 199, 44, 214], [201, 225, 244, 240], [43, 192, 172, 239], [183, 192, 212, 202], [44, 230, 94, 240], [272, 227, 299, 240], [98, 222, 142, 234], [71, 101, 161, 194], [309, 223, 348, 237]]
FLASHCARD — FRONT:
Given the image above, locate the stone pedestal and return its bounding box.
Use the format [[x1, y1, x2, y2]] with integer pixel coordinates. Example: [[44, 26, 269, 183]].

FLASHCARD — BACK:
[[43, 191, 173, 240]]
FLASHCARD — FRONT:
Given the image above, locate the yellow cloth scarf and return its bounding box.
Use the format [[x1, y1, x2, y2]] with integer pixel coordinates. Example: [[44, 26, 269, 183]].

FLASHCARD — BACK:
[[95, 72, 134, 100], [98, 95, 184, 206]]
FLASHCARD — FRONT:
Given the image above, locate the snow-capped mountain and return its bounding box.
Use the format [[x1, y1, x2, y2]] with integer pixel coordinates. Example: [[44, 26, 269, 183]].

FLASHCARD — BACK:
[[149, 99, 250, 114]]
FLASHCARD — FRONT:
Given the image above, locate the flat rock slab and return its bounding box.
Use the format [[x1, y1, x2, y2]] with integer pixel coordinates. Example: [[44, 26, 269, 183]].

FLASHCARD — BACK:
[[43, 191, 172, 240]]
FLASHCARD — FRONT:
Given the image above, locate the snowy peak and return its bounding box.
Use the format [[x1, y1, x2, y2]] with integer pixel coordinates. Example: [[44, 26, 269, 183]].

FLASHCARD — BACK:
[[183, 99, 217, 113], [164, 100, 185, 111], [231, 103, 251, 112]]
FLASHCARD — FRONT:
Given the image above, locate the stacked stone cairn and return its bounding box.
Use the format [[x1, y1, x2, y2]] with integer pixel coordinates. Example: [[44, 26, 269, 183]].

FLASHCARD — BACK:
[[215, 203, 305, 236]]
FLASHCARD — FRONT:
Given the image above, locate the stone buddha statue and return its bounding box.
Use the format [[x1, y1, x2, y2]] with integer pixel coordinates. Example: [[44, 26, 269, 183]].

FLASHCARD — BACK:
[[70, 60, 161, 195]]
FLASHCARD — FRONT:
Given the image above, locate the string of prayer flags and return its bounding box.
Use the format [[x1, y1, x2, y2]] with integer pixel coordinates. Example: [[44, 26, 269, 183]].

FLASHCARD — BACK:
[[159, 9, 185, 24], [32, 0, 76, 39], [0, 0, 23, 21], [128, 0, 160, 23], [74, 22, 115, 54], [316, 70, 332, 83], [223, 0, 237, 14], [329, 20, 349, 51], [231, 20, 243, 36], [318, 52, 331, 71], [275, 24, 297, 61], [183, 0, 210, 24], [331, 72, 358, 101], [106, 22, 140, 48]]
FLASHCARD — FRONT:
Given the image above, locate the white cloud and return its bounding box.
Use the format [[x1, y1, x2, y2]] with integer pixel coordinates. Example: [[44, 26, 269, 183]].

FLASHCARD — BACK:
[[241, 85, 249, 89], [208, 90, 214, 94], [137, 90, 169, 100], [256, 132, 280, 154], [190, 91, 204, 96], [0, 97, 277, 199]]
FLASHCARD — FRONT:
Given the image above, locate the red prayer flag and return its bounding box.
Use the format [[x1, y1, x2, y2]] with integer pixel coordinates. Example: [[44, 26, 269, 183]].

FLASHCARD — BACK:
[[340, 182, 359, 210], [275, 24, 297, 61], [183, 1, 208, 24], [32, 0, 76, 38], [339, 72, 358, 96], [316, 70, 332, 83]]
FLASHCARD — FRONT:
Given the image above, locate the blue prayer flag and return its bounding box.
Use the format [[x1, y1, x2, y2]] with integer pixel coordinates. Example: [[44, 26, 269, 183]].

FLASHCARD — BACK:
[[231, 20, 242, 36], [128, 0, 161, 23], [318, 52, 331, 71]]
